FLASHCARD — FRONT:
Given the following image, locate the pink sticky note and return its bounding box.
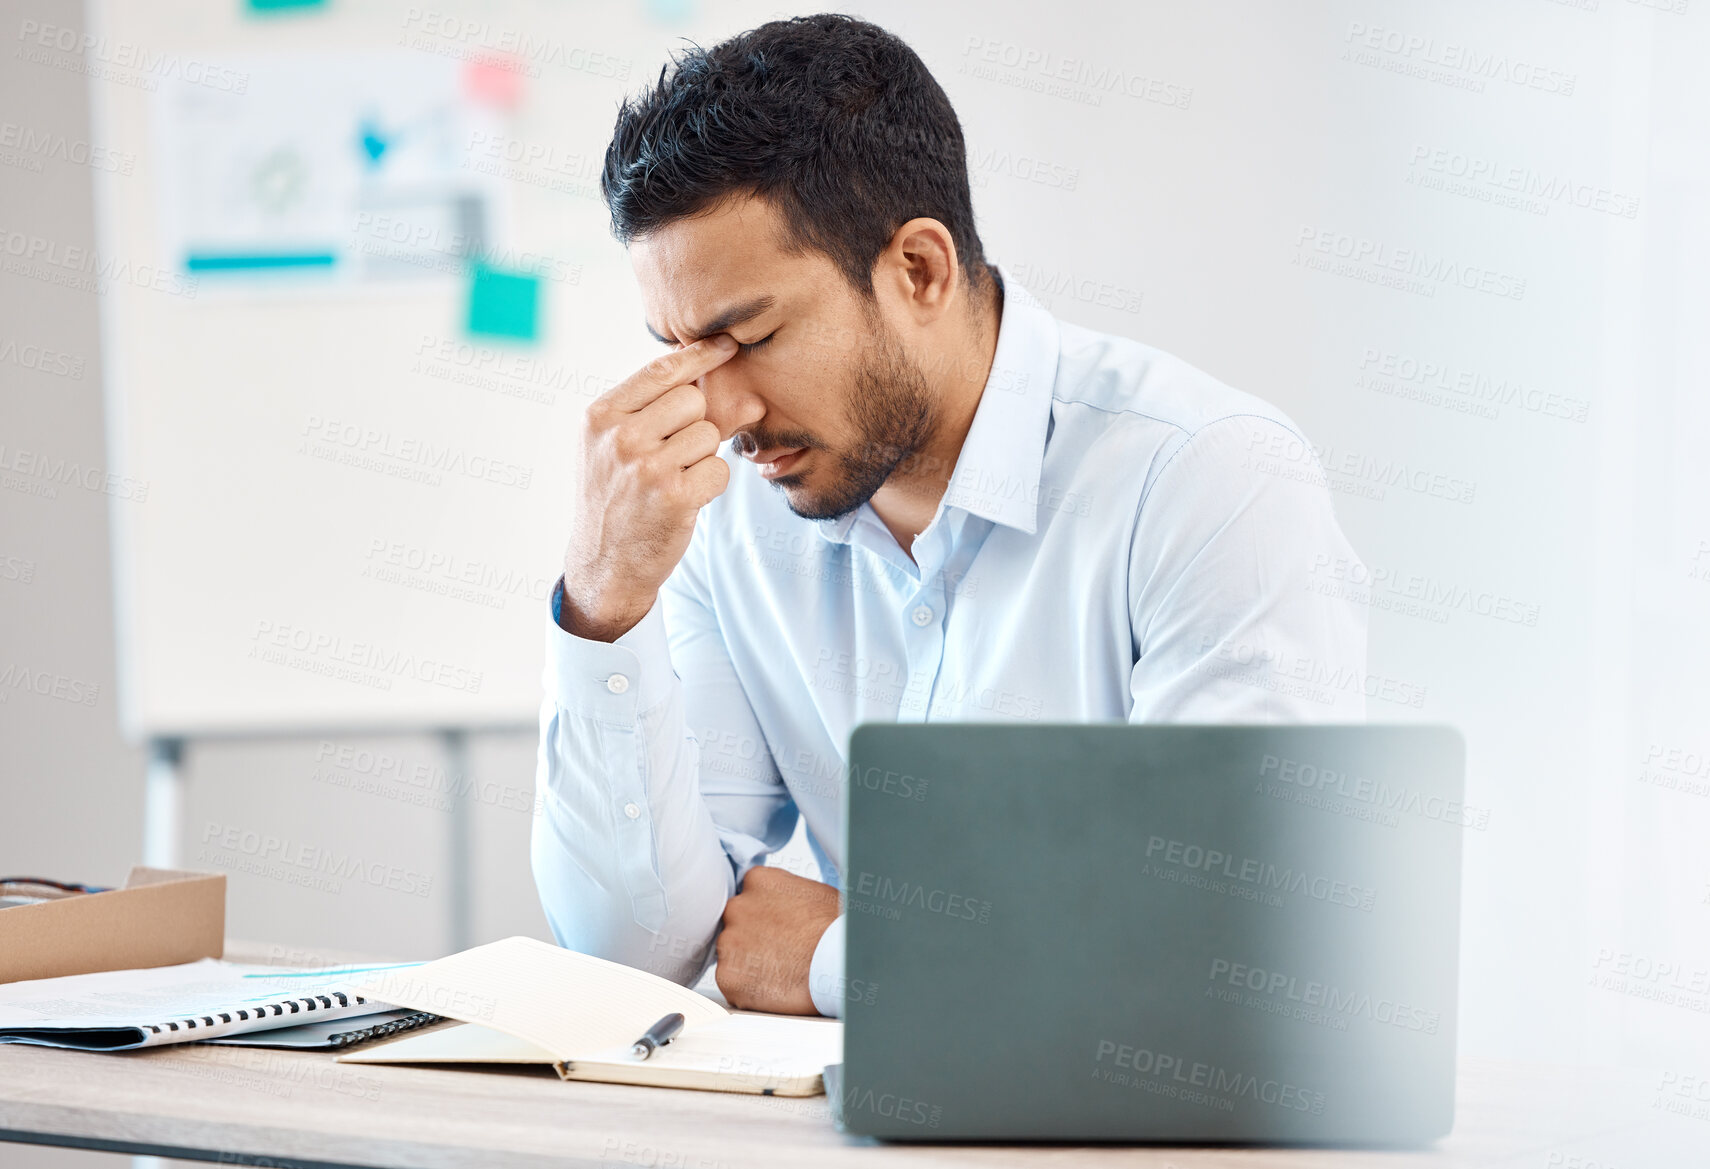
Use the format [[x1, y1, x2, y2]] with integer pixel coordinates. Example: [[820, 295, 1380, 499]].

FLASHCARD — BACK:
[[462, 55, 526, 109]]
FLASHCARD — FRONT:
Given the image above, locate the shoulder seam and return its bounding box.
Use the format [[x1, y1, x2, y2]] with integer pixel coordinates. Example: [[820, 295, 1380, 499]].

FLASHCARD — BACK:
[[1133, 412, 1309, 514]]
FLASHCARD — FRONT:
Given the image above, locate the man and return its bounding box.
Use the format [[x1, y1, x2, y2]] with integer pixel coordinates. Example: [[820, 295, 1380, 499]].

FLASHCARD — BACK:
[[532, 15, 1366, 1019]]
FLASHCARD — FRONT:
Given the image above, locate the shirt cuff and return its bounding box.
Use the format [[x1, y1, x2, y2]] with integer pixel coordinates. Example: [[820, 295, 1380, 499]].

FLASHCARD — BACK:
[[545, 576, 675, 717], [807, 915, 846, 1018]]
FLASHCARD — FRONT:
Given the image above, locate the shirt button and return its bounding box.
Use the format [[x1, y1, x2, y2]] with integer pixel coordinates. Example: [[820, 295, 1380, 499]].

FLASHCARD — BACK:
[[605, 673, 630, 694], [622, 802, 641, 820], [911, 605, 933, 627]]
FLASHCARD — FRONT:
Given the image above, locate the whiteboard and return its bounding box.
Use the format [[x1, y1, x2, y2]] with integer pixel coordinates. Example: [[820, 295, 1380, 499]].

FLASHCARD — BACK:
[[90, 0, 1641, 750], [90, 0, 696, 736]]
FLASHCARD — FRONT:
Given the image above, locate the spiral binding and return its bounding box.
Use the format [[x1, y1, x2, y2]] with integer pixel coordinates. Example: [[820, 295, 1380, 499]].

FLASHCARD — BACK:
[[324, 1010, 444, 1049], [144, 991, 368, 1035]]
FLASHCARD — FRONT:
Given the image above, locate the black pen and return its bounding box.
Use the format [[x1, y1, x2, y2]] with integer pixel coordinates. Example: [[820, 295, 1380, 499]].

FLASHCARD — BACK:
[[630, 1012, 686, 1060]]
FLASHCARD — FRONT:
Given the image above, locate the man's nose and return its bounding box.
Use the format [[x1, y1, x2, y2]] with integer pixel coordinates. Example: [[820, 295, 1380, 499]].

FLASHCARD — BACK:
[[698, 364, 765, 442]]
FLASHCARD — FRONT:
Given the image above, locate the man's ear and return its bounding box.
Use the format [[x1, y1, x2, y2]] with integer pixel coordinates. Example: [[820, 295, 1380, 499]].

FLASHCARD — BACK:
[[874, 217, 960, 327]]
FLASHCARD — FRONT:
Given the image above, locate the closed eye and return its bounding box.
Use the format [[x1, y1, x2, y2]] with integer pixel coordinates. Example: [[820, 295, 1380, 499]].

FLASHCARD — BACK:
[[738, 330, 778, 354]]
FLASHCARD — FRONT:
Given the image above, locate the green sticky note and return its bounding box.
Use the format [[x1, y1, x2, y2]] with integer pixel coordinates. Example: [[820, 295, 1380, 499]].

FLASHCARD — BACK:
[[466, 263, 541, 342]]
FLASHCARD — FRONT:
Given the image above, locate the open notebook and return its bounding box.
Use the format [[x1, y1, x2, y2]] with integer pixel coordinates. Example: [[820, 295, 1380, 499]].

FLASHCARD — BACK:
[[342, 936, 840, 1097]]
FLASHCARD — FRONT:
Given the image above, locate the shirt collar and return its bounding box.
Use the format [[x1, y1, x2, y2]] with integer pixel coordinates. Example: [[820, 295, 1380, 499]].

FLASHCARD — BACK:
[[816, 266, 1060, 543]]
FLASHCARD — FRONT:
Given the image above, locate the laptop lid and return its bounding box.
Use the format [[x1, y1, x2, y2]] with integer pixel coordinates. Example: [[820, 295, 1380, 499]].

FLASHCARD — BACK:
[[839, 724, 1464, 1143]]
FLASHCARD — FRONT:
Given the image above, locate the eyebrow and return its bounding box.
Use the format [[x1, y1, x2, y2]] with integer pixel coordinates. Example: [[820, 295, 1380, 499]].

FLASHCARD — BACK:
[[645, 294, 776, 345]]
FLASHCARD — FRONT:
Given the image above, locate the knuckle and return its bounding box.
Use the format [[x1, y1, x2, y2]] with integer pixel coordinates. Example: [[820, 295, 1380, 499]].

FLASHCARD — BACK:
[[583, 398, 615, 429], [644, 351, 681, 384], [610, 427, 643, 462], [671, 386, 708, 420]]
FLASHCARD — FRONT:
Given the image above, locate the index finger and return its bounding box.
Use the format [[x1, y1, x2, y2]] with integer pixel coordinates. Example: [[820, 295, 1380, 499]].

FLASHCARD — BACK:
[[606, 334, 738, 412]]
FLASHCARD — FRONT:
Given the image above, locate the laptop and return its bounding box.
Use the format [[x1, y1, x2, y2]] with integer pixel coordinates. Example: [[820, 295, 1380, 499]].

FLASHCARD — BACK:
[[836, 724, 1464, 1144]]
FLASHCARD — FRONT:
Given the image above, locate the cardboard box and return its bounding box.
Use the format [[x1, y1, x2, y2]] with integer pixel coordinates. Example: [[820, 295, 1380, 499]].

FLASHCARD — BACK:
[[0, 866, 224, 983]]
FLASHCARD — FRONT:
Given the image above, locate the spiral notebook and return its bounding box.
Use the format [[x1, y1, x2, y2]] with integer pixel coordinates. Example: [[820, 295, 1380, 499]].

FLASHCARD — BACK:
[[0, 957, 420, 1050]]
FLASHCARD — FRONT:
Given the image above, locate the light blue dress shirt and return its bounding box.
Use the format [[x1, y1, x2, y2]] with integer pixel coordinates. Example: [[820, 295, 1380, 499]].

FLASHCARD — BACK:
[[533, 271, 1367, 1017]]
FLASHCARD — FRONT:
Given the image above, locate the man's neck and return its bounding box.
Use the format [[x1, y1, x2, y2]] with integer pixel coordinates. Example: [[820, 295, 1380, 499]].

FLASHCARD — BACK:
[[868, 274, 1004, 559]]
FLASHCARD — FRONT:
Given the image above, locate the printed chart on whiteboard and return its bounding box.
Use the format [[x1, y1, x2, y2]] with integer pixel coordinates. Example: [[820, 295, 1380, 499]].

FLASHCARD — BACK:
[[151, 52, 515, 288]]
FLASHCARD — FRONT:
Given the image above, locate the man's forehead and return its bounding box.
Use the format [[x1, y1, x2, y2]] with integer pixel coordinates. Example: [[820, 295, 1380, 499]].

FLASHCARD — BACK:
[[631, 195, 795, 341]]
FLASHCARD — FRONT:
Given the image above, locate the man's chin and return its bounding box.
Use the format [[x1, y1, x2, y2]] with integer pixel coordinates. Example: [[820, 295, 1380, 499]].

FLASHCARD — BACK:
[[771, 473, 865, 523]]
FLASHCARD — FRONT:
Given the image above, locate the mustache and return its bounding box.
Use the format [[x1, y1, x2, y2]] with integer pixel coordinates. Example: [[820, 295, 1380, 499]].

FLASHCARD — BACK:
[[731, 428, 822, 457]]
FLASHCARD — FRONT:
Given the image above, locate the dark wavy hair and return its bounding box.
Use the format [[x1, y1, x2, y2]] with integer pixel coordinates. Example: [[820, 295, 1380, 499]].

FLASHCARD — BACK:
[[601, 14, 989, 299]]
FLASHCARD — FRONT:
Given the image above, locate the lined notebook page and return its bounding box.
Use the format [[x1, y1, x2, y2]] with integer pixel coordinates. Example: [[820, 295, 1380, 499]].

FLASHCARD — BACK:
[[349, 936, 727, 1059]]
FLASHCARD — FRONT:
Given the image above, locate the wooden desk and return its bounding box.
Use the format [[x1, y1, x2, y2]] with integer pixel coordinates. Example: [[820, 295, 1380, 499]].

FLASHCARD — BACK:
[[0, 946, 1699, 1168]]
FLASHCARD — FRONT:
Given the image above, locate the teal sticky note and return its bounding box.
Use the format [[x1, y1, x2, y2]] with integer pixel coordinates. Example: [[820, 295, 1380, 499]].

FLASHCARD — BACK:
[[245, 0, 327, 12], [646, 0, 695, 21], [467, 263, 541, 342]]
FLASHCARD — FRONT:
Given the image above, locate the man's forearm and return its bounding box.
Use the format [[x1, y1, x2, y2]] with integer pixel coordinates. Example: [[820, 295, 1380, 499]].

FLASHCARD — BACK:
[[531, 600, 736, 986], [530, 778, 731, 985]]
